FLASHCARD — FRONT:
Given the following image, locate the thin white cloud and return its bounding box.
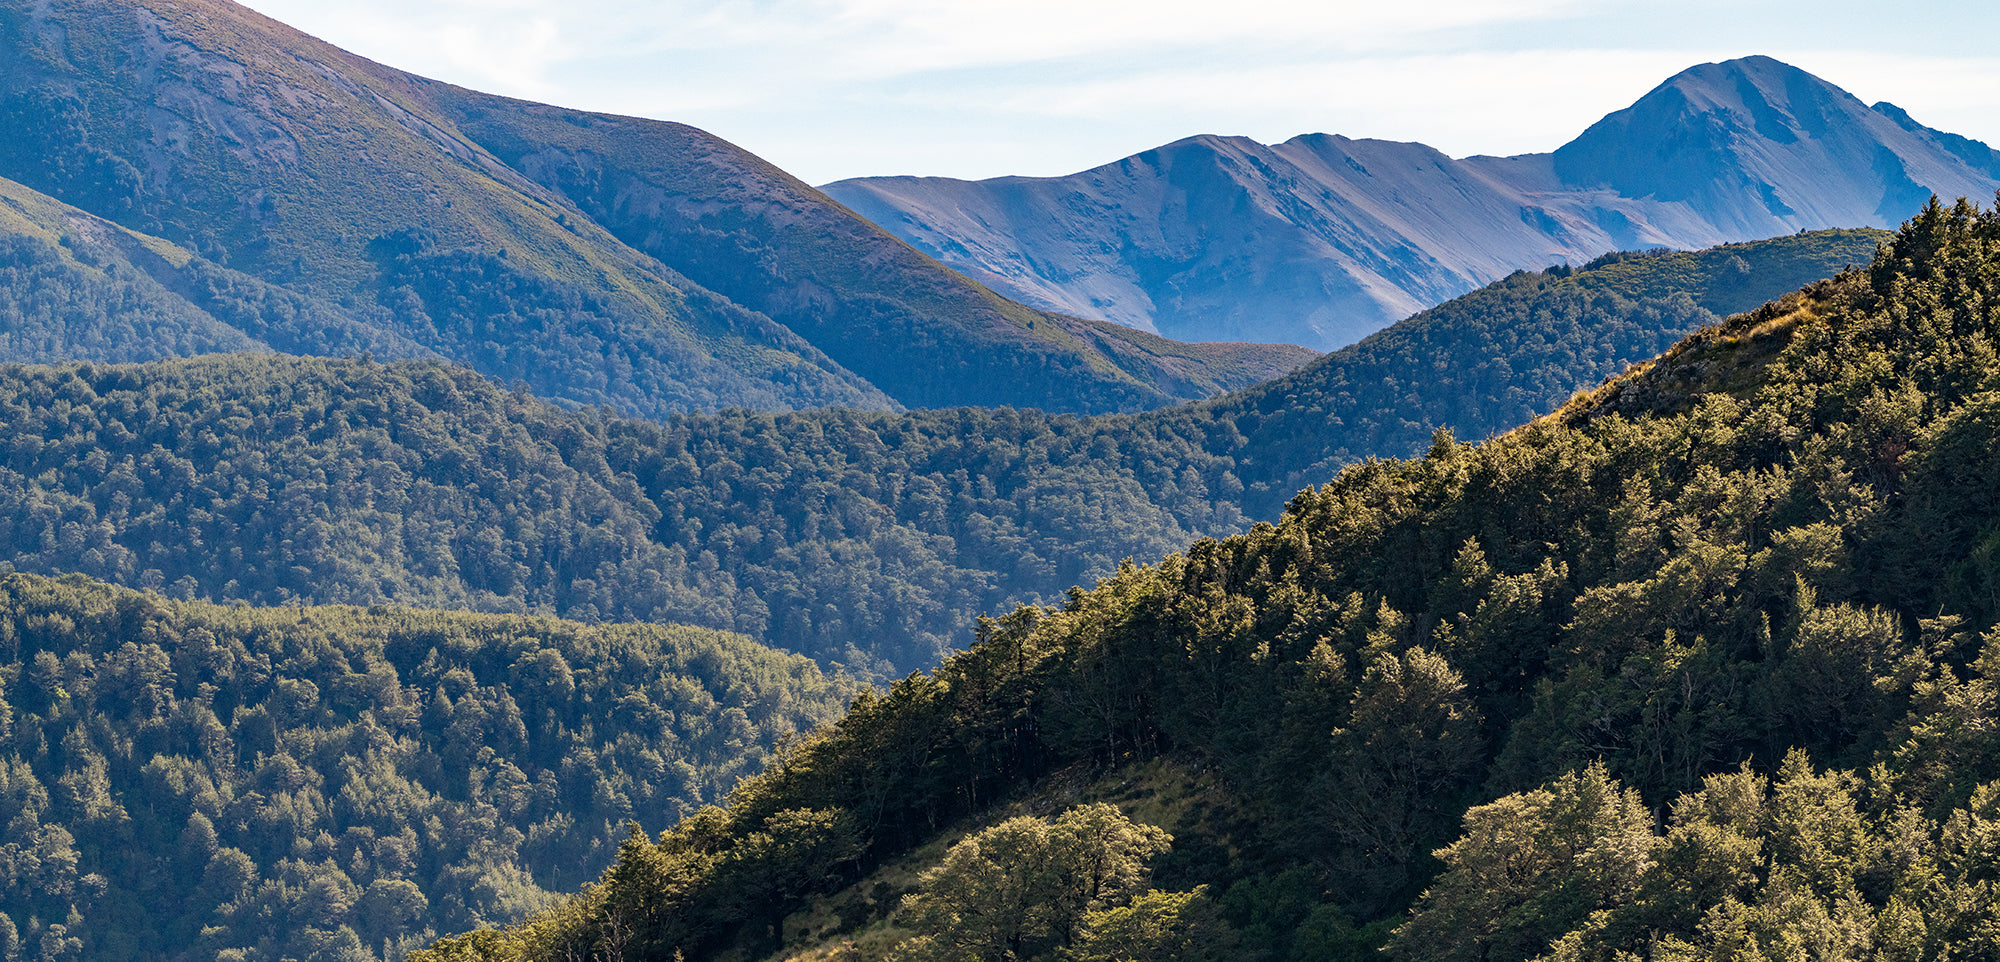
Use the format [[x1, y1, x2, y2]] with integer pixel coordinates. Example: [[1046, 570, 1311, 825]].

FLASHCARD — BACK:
[[235, 0, 2000, 184], [611, 0, 1593, 63], [259, 2, 574, 98], [952, 49, 1714, 158], [249, 0, 1593, 88], [435, 16, 568, 96], [764, 0, 1591, 77]]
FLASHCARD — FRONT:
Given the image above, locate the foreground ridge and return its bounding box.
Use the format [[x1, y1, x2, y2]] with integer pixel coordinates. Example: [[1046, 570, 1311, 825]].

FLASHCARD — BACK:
[[418, 197, 2000, 961]]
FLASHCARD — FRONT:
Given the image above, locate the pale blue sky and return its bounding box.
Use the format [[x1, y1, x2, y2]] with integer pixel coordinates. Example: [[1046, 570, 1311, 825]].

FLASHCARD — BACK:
[[235, 0, 2000, 186]]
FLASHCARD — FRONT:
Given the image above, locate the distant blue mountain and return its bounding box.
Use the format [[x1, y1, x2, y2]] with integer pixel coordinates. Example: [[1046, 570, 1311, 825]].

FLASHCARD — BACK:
[[825, 56, 2000, 350]]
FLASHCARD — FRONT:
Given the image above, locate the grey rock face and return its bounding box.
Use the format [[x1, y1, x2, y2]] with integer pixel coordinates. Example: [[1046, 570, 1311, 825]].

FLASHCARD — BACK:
[[825, 56, 2000, 350]]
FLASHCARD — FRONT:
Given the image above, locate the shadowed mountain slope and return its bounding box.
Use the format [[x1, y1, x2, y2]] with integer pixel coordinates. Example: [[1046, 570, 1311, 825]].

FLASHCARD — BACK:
[[421, 89, 1316, 410], [0, 0, 897, 414], [0, 0, 1306, 414], [0, 171, 445, 362], [826, 56, 1997, 351]]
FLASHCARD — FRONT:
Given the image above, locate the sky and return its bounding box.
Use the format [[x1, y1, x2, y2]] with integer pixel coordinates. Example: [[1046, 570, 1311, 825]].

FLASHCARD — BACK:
[[232, 0, 2000, 187]]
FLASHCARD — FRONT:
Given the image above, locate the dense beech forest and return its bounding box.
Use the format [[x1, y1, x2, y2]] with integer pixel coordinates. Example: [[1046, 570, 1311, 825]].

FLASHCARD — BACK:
[[0, 231, 1879, 673], [1166, 229, 1882, 519], [415, 201, 2000, 961], [0, 223, 439, 369], [0, 570, 850, 962]]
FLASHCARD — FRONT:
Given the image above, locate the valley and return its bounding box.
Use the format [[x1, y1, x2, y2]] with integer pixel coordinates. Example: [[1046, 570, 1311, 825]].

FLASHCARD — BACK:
[[0, 230, 1879, 674]]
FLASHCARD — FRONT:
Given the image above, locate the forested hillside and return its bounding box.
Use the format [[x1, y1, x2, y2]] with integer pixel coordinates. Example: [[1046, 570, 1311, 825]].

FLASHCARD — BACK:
[[417, 199, 2000, 962], [0, 173, 442, 365], [0, 355, 1215, 673], [1171, 228, 1885, 518], [0, 570, 850, 962], [0, 231, 1877, 673]]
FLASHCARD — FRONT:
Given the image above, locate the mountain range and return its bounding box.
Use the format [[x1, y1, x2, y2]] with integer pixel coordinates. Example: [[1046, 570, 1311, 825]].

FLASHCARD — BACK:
[[824, 55, 2000, 350], [0, 0, 1313, 416], [3, 1, 1985, 407]]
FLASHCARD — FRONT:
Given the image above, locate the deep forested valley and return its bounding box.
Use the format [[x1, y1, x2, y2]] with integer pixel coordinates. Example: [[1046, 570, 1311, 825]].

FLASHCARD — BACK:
[[0, 231, 1879, 675], [406, 201, 2000, 962]]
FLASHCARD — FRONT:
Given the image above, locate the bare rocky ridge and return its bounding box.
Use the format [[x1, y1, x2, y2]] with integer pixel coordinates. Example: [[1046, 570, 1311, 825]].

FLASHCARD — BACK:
[[825, 56, 2000, 350]]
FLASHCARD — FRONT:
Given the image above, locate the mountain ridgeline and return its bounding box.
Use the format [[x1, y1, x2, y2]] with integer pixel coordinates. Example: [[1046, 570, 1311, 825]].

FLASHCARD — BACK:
[[1172, 228, 1885, 516], [0, 0, 1311, 416], [827, 56, 1999, 350], [0, 231, 1879, 673], [416, 202, 2000, 962]]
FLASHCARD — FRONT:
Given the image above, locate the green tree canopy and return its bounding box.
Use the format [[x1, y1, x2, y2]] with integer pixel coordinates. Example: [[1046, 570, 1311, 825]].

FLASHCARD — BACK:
[[893, 804, 1172, 962]]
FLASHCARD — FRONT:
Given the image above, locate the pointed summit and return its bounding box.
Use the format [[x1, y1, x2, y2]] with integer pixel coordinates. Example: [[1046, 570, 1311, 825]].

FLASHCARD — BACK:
[[1552, 56, 1995, 232], [826, 55, 2000, 351]]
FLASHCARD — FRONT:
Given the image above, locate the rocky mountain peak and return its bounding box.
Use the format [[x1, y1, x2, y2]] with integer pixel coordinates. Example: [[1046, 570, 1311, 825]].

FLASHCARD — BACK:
[[826, 56, 2000, 351]]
